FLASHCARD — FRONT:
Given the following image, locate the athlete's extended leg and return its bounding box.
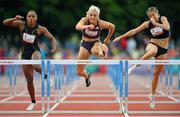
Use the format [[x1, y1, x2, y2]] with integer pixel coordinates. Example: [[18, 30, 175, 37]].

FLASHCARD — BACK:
[[128, 43, 158, 75], [76, 47, 91, 87], [22, 65, 36, 110], [149, 53, 167, 109]]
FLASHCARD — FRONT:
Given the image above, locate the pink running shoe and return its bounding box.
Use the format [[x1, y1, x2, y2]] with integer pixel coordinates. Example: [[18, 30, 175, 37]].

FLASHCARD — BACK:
[[101, 44, 108, 59]]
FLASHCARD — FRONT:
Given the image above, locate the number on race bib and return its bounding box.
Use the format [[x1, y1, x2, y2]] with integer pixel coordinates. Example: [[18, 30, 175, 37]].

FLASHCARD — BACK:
[[23, 33, 36, 44]]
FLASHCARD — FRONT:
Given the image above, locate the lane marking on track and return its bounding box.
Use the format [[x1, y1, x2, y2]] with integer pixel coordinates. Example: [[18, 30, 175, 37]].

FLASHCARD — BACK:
[[0, 110, 42, 114], [0, 94, 117, 97], [0, 100, 178, 104], [68, 94, 116, 97], [0, 90, 26, 102], [55, 100, 117, 103], [128, 94, 179, 97], [43, 84, 78, 117], [47, 110, 122, 114], [128, 110, 180, 114], [72, 90, 114, 92], [131, 77, 179, 102], [158, 90, 179, 102]]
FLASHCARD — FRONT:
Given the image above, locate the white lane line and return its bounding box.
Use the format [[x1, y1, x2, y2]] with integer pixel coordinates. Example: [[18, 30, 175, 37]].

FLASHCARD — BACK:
[[1, 100, 178, 104], [43, 85, 78, 117], [128, 110, 180, 114], [0, 90, 26, 102], [49, 110, 121, 114], [158, 90, 179, 102]]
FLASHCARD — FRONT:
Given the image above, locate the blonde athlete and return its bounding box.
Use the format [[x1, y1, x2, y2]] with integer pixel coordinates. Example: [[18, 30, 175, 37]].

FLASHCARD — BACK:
[[113, 7, 170, 110], [3, 10, 57, 111], [76, 5, 115, 87]]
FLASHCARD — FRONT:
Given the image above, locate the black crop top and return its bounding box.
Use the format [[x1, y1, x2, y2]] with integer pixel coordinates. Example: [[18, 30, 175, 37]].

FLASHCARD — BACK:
[[82, 20, 101, 38], [148, 16, 170, 39]]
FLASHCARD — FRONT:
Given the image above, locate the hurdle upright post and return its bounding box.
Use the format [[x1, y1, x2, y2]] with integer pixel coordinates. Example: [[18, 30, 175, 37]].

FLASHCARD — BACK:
[[41, 60, 45, 113], [115, 64, 119, 98], [124, 61, 128, 113], [119, 61, 123, 113], [57, 64, 62, 101], [54, 64, 58, 102], [60, 64, 65, 99], [47, 60, 51, 112]]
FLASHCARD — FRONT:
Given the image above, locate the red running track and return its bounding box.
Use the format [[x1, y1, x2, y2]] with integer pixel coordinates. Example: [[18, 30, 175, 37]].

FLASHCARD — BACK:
[[0, 73, 180, 117]]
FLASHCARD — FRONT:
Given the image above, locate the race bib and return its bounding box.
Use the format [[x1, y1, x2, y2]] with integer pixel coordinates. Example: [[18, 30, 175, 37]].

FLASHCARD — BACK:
[[23, 33, 35, 44], [150, 27, 163, 36], [85, 29, 98, 37]]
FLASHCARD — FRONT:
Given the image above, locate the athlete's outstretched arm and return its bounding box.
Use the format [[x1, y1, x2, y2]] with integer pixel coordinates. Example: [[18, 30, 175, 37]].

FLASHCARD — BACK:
[[100, 20, 115, 45], [3, 15, 24, 27], [40, 26, 57, 53], [113, 21, 149, 42], [75, 17, 95, 30], [150, 16, 170, 30]]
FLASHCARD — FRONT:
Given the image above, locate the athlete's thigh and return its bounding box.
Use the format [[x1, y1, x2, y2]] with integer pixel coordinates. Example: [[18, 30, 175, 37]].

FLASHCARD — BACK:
[[77, 47, 90, 70], [91, 41, 102, 54], [22, 65, 33, 78], [32, 51, 41, 60], [154, 53, 167, 72], [146, 43, 157, 52], [77, 47, 90, 60]]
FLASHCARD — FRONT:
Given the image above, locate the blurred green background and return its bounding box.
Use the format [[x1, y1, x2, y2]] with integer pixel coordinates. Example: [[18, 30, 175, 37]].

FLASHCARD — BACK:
[[0, 0, 179, 60]]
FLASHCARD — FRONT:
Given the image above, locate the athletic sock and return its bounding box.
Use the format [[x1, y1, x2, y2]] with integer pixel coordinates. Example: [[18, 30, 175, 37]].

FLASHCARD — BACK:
[[31, 99, 36, 103]]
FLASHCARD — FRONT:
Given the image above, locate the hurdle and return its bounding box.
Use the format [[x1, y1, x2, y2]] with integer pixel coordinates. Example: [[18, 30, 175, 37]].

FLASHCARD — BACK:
[[0, 59, 180, 115], [0, 60, 44, 113], [50, 60, 124, 113], [127, 60, 180, 114]]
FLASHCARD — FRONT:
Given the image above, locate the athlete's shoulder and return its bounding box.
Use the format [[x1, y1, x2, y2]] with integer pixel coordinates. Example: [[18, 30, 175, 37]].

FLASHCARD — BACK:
[[81, 17, 88, 22], [37, 25, 48, 34], [98, 19, 108, 25]]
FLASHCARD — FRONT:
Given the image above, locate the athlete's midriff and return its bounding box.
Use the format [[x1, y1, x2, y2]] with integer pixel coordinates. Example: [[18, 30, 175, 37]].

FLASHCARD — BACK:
[[82, 36, 100, 42], [150, 38, 169, 49]]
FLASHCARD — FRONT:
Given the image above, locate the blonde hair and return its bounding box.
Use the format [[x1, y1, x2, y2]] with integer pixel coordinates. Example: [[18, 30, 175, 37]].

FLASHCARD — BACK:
[[86, 5, 100, 18], [146, 7, 159, 15]]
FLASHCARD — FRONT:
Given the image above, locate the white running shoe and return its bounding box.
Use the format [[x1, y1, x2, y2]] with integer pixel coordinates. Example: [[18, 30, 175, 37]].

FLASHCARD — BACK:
[[148, 94, 155, 110], [26, 103, 36, 111], [128, 65, 136, 75]]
